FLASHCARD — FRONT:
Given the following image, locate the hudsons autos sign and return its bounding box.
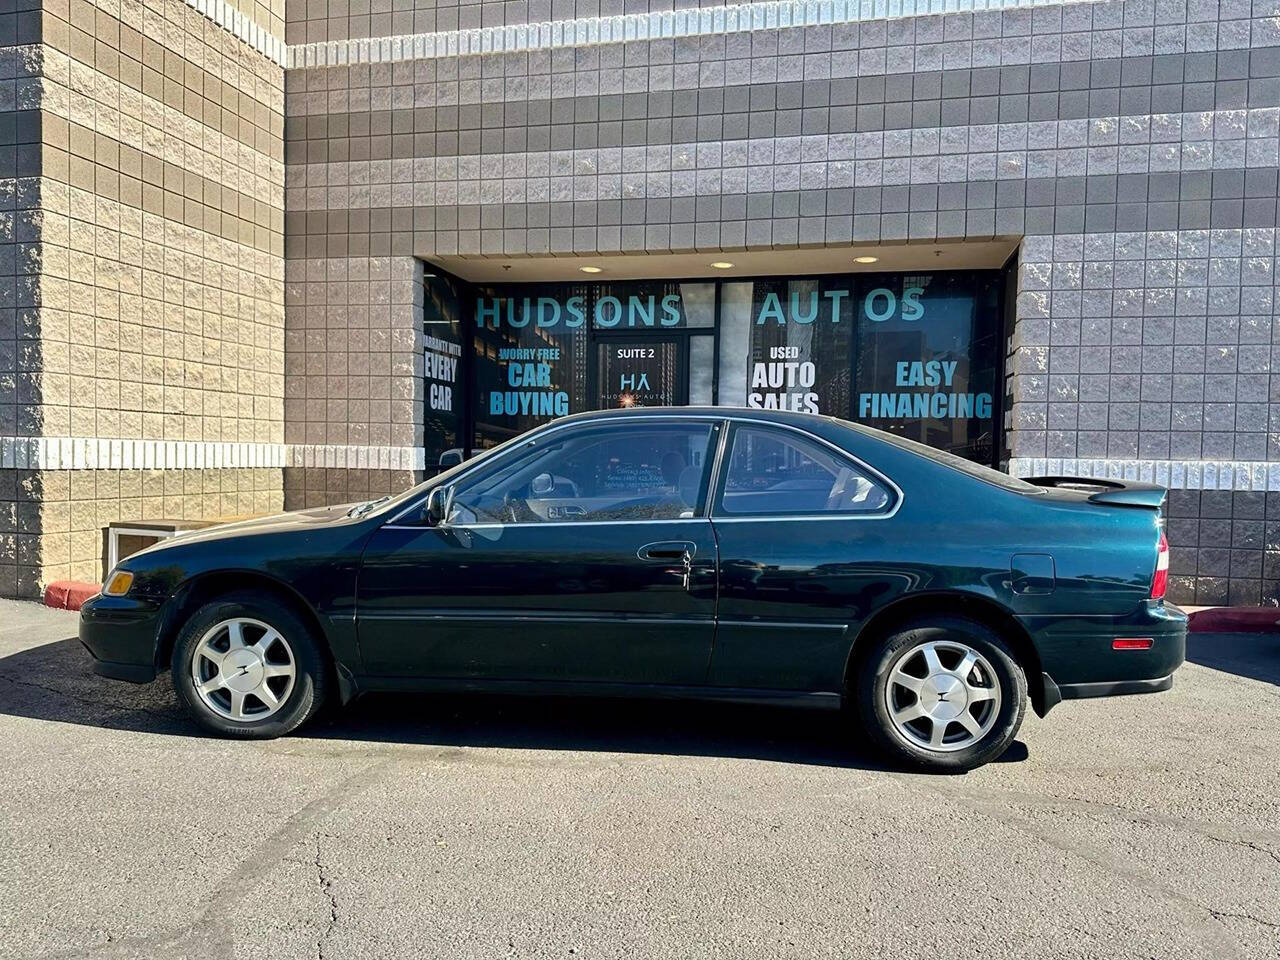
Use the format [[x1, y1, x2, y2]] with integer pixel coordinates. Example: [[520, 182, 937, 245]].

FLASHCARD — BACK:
[[475, 276, 994, 425], [475, 284, 924, 329]]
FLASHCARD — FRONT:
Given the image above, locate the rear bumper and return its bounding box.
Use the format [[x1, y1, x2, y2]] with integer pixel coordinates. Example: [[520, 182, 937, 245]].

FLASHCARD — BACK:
[[1021, 601, 1187, 716], [1043, 672, 1175, 706], [79, 594, 162, 684]]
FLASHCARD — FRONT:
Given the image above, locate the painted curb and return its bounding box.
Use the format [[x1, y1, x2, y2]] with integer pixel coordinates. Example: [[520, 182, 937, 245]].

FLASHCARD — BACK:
[[1187, 607, 1280, 634], [43, 581, 99, 612]]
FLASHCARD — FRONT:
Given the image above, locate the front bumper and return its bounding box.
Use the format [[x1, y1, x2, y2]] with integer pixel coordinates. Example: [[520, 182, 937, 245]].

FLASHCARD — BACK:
[[79, 594, 163, 684], [1020, 601, 1187, 715]]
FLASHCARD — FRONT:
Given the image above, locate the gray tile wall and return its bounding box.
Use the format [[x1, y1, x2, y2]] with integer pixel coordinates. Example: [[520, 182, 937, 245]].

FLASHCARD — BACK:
[[281, 0, 1280, 604], [282, 0, 1280, 255], [1166, 489, 1280, 604]]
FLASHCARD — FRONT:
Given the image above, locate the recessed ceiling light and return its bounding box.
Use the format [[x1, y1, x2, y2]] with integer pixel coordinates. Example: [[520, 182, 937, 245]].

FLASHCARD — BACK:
[[579, 265, 603, 273], [854, 255, 879, 264], [709, 261, 734, 269]]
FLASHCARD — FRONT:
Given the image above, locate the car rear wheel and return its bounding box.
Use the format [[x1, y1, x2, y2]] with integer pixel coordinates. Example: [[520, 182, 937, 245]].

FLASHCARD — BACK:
[[171, 590, 330, 739], [855, 616, 1027, 772]]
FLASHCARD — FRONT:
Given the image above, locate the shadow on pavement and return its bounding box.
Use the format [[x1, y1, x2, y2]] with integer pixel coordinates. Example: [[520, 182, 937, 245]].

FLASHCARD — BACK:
[[1186, 631, 1280, 686], [0, 635, 1028, 771]]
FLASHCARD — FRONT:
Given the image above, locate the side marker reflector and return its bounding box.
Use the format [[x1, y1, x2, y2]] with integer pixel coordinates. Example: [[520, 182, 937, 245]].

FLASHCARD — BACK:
[[1113, 637, 1155, 650]]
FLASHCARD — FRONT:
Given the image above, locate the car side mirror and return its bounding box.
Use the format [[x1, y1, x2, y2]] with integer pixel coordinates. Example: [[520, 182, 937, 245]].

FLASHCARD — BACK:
[[424, 486, 449, 526], [530, 472, 554, 496]]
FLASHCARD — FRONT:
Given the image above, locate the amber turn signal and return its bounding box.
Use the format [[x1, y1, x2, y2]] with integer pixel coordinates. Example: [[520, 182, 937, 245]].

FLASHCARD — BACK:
[[102, 570, 134, 596]]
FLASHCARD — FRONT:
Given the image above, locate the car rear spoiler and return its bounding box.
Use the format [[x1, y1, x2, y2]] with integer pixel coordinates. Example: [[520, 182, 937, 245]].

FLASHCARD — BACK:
[[1025, 476, 1167, 509]]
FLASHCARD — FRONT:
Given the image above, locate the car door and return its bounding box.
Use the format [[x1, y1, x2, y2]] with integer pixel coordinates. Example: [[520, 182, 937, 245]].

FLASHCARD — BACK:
[[707, 420, 901, 692], [356, 417, 722, 685]]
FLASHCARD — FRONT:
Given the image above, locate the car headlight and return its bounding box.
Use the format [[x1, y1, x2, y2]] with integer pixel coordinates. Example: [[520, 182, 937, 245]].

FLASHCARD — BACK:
[[102, 570, 135, 596]]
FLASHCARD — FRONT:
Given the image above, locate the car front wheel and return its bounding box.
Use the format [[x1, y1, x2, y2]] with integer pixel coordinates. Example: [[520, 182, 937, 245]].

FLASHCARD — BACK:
[[855, 616, 1027, 772], [171, 590, 330, 739]]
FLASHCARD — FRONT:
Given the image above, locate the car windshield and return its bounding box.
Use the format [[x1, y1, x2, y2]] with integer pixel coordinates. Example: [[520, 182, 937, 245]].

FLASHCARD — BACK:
[[352, 429, 538, 517], [833, 417, 1044, 494]]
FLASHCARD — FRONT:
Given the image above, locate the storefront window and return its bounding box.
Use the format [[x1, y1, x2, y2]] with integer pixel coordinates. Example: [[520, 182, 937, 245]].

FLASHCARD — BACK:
[[423, 272, 466, 471], [595, 341, 684, 407], [718, 271, 1001, 461], [471, 280, 716, 444], [430, 266, 1004, 468], [688, 335, 714, 405], [853, 272, 1001, 463], [717, 277, 855, 416], [471, 284, 591, 449]]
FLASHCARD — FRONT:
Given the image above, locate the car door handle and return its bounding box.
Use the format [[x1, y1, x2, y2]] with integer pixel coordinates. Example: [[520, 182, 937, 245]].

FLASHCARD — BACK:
[[638, 541, 697, 591], [637, 541, 696, 561]]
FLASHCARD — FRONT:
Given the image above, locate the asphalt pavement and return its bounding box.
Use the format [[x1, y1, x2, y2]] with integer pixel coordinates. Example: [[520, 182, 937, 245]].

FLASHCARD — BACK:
[[0, 598, 1277, 959]]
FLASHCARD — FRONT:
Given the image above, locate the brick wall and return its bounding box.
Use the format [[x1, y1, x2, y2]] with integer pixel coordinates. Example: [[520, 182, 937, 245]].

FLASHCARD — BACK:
[[1, 0, 286, 594], [282, 252, 422, 508], [1, 1, 43, 595]]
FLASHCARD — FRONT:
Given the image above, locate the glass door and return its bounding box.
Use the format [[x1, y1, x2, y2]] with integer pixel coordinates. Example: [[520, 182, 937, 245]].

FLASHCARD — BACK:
[[593, 335, 688, 409]]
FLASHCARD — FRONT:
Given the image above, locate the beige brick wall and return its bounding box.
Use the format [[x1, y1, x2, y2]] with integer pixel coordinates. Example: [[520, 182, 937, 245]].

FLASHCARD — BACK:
[[283, 465, 415, 509], [231, 0, 287, 43], [282, 255, 422, 444], [1, 0, 288, 596], [38, 466, 283, 585], [280, 254, 423, 509]]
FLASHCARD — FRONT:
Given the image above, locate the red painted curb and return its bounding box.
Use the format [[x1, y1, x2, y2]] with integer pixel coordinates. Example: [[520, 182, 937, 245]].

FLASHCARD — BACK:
[[43, 581, 99, 612], [1188, 606, 1280, 633]]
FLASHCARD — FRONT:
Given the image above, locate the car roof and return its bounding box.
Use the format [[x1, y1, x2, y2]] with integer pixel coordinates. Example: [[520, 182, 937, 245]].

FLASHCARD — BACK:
[[541, 407, 1041, 499], [546, 406, 905, 450], [551, 406, 837, 428]]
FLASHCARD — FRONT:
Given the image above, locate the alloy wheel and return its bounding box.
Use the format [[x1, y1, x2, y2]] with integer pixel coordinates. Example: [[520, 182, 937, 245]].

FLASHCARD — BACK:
[[883, 639, 1002, 753], [190, 618, 297, 722]]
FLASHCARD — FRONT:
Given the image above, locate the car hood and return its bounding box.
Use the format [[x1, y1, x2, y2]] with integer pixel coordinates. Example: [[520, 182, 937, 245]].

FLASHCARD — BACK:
[[130, 503, 360, 555]]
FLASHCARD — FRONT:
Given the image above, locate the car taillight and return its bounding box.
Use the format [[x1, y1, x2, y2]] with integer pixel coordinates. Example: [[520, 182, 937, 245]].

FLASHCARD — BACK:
[[1151, 530, 1169, 600]]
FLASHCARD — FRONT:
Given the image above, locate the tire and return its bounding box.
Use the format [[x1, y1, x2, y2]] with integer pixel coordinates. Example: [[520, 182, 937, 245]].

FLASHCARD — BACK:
[[854, 616, 1027, 773], [171, 590, 330, 739]]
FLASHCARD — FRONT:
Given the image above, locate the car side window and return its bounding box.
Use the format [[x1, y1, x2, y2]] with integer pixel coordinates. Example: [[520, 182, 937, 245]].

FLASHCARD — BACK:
[[447, 423, 715, 524], [716, 426, 894, 517]]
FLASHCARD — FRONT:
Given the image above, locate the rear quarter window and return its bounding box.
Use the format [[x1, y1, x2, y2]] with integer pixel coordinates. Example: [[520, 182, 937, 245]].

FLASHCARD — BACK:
[[717, 425, 895, 516]]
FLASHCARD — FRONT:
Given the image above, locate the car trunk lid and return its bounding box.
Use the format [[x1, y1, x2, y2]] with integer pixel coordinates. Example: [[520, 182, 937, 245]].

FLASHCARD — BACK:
[[1025, 477, 1169, 599]]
